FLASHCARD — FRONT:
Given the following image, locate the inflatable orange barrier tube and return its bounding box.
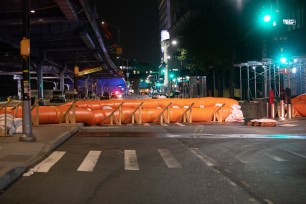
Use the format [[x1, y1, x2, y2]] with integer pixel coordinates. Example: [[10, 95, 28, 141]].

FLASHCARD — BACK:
[[292, 94, 306, 117], [4, 97, 240, 125]]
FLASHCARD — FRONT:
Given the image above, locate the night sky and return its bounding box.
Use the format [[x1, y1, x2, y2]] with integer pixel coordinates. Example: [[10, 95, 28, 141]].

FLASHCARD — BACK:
[[92, 0, 161, 67]]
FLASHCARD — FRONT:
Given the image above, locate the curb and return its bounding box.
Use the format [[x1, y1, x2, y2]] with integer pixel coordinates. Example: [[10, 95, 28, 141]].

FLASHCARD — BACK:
[[0, 123, 83, 191]]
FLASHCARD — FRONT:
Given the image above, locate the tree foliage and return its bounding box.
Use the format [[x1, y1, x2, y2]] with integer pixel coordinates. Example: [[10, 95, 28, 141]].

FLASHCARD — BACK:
[[180, 4, 240, 75]]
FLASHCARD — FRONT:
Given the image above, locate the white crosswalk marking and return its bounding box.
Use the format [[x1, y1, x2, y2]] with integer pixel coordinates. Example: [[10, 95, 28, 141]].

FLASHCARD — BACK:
[[77, 151, 101, 172], [35, 151, 66, 173], [124, 150, 139, 170], [158, 149, 182, 168], [189, 148, 218, 167]]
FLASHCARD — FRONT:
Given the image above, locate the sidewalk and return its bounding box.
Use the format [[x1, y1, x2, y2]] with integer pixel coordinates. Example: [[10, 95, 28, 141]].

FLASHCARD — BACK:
[[0, 123, 83, 191]]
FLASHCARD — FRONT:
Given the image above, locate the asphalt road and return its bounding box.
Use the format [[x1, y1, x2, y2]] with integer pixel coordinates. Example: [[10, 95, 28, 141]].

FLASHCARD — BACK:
[[1, 124, 306, 204]]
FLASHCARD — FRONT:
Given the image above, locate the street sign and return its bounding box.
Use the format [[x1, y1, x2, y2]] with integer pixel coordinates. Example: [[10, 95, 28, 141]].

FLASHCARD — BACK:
[[79, 67, 102, 76], [116, 47, 123, 55], [283, 19, 296, 25]]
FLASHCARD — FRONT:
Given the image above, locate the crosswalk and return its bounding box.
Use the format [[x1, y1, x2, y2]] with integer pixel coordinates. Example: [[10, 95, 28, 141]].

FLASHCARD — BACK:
[[23, 147, 306, 176], [77, 151, 101, 172]]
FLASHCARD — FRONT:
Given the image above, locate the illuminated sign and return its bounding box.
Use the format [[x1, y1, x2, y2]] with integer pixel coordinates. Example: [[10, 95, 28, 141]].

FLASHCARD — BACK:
[[283, 19, 296, 25], [161, 30, 170, 42], [78, 67, 102, 76]]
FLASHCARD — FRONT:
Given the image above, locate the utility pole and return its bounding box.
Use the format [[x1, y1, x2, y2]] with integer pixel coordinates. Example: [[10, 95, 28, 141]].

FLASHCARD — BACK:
[[20, 0, 35, 141]]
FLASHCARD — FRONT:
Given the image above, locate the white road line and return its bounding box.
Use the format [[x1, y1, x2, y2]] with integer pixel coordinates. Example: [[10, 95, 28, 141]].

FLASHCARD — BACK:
[[165, 134, 306, 139], [213, 169, 220, 174], [264, 199, 274, 204], [226, 178, 237, 187], [279, 124, 297, 127], [175, 122, 185, 126], [189, 148, 218, 167], [77, 151, 101, 172], [287, 150, 306, 159], [34, 151, 66, 173], [124, 150, 139, 170], [268, 155, 287, 162], [158, 149, 182, 168], [241, 180, 250, 187]]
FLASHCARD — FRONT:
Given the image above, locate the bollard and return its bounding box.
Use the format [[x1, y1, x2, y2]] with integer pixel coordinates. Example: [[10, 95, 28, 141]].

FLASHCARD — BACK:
[[271, 103, 275, 119], [287, 104, 292, 119], [266, 103, 269, 118], [279, 100, 285, 120]]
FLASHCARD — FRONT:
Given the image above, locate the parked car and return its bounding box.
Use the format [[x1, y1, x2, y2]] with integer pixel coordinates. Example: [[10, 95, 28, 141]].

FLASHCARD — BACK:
[[50, 90, 66, 103]]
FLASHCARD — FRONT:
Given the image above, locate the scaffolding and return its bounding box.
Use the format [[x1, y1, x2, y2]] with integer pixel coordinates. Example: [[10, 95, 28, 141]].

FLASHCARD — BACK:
[[234, 57, 306, 100]]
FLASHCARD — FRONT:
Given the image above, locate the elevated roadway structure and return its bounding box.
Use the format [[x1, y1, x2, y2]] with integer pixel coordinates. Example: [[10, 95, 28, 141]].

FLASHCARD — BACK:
[[0, 0, 125, 100]]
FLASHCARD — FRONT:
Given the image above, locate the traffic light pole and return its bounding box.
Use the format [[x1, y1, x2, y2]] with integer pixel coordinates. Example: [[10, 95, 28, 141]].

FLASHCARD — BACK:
[[20, 0, 36, 141]]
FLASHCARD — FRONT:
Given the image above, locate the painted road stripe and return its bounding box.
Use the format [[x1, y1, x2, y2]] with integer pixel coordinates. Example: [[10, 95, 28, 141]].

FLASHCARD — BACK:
[[267, 155, 287, 162], [124, 150, 139, 170], [189, 148, 217, 167], [77, 151, 101, 172], [279, 124, 297, 127], [175, 122, 185, 126], [166, 134, 306, 140], [264, 199, 274, 204], [158, 149, 182, 168], [34, 151, 66, 173], [287, 150, 306, 159]]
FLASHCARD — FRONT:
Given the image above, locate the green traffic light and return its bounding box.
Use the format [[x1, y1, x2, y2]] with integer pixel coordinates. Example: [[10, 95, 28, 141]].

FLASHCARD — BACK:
[[263, 14, 271, 22], [280, 57, 287, 63]]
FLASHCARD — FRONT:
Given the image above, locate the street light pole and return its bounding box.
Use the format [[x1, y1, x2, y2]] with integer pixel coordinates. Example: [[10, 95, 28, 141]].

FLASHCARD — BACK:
[[117, 56, 129, 97], [20, 0, 35, 141]]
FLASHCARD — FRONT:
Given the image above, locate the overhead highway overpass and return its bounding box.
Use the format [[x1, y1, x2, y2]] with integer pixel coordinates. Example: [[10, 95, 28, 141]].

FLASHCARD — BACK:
[[0, 0, 126, 100]]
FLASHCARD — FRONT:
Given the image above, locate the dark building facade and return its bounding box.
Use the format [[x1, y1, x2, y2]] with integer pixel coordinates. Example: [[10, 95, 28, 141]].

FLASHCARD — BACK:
[[159, 0, 306, 98]]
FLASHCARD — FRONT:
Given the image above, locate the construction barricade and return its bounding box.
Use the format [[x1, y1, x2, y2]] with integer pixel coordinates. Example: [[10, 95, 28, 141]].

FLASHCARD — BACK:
[[1, 97, 244, 126]]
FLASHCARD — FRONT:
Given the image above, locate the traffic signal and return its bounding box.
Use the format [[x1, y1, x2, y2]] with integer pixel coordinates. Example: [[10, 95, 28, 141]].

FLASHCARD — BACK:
[[258, 6, 278, 28], [280, 57, 287, 64], [263, 14, 271, 22]]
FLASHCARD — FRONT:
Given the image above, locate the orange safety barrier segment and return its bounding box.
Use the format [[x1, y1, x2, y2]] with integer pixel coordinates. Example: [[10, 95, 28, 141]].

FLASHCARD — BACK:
[[292, 94, 306, 117], [2, 97, 240, 125]]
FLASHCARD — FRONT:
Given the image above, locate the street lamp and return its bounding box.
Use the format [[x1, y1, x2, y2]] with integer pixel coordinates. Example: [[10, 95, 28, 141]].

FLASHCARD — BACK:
[[171, 40, 177, 46]]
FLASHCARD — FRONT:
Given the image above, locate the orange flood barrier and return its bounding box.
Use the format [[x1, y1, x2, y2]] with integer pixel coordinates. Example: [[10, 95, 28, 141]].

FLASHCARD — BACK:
[[292, 94, 306, 117], [3, 97, 241, 125]]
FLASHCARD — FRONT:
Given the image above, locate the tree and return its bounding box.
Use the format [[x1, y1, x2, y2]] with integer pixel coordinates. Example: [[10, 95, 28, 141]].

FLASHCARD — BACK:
[[179, 3, 241, 97]]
